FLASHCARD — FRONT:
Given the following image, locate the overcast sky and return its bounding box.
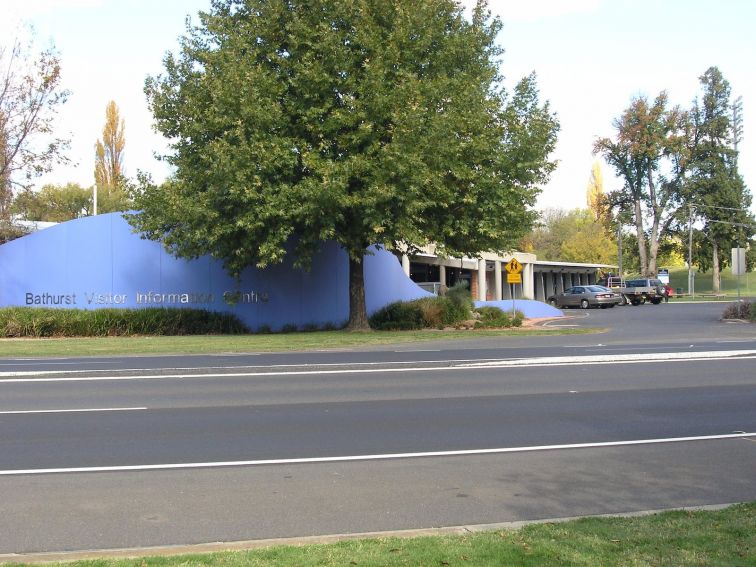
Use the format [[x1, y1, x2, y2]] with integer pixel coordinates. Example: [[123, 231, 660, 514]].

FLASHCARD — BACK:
[[3, 0, 754, 214]]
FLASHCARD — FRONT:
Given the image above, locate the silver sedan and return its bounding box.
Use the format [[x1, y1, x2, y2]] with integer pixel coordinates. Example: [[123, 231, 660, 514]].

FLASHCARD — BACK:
[[547, 285, 621, 309]]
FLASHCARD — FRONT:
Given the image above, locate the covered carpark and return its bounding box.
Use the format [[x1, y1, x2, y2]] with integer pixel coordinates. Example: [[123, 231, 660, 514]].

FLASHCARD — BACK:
[[404, 246, 615, 303]]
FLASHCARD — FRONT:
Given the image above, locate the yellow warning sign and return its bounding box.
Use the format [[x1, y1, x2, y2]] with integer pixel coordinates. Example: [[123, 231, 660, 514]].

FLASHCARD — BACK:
[[505, 258, 523, 274]]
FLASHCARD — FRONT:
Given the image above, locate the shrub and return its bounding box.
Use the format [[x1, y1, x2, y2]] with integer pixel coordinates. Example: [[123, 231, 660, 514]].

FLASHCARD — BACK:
[[474, 306, 524, 328], [370, 293, 477, 331], [445, 281, 474, 321], [0, 307, 248, 337], [369, 300, 425, 330], [416, 297, 446, 328], [722, 300, 755, 322]]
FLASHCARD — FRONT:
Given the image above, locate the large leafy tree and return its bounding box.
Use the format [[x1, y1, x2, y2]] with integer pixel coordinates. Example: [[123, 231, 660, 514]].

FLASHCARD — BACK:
[[594, 93, 690, 277], [521, 208, 616, 265], [130, 0, 558, 329], [0, 36, 70, 219], [10, 182, 92, 222], [685, 67, 754, 292]]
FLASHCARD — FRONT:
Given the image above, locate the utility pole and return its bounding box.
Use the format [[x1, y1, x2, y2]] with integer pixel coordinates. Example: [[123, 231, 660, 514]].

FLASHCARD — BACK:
[[688, 205, 695, 296]]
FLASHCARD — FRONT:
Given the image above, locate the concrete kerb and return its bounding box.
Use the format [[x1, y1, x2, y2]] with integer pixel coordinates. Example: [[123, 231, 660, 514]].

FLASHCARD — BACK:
[[0, 503, 740, 565]]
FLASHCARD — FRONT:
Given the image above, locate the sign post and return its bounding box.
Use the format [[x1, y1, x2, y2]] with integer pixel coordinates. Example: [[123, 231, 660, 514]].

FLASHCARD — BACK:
[[504, 258, 523, 316]]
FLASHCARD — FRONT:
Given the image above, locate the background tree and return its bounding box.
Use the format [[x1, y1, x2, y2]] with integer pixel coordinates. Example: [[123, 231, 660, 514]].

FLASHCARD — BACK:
[[586, 160, 608, 222], [0, 36, 70, 218], [521, 208, 616, 265], [94, 100, 129, 213], [594, 93, 690, 277], [10, 182, 92, 222], [130, 0, 559, 329], [684, 67, 754, 292]]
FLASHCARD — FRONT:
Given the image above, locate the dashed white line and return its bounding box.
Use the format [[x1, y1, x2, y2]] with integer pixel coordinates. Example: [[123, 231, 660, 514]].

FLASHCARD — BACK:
[[1, 432, 752, 476]]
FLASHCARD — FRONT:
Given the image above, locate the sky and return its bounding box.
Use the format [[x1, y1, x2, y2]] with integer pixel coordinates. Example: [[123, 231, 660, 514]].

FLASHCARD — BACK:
[[2, 0, 755, 214]]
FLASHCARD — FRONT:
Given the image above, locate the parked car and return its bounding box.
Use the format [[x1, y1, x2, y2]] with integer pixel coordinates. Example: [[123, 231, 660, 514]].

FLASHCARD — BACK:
[[547, 285, 622, 309]]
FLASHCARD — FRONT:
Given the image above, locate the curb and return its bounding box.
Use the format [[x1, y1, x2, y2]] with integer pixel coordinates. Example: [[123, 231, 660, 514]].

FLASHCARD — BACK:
[[0, 503, 740, 565]]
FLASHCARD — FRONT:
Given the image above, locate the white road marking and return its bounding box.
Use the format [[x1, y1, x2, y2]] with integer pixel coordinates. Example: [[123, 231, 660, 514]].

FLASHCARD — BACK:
[[1, 432, 752, 476], [0, 407, 146, 415], [0, 357, 505, 378], [0, 350, 754, 383], [463, 350, 756, 368]]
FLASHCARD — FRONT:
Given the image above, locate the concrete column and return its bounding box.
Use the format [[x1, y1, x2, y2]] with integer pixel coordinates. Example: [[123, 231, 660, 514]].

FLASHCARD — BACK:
[[494, 260, 502, 301], [401, 255, 410, 276], [478, 259, 486, 301], [439, 264, 446, 288], [524, 262, 535, 299]]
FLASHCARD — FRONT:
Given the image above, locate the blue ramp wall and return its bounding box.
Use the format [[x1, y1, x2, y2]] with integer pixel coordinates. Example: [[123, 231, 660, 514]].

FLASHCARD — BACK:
[[0, 213, 432, 331]]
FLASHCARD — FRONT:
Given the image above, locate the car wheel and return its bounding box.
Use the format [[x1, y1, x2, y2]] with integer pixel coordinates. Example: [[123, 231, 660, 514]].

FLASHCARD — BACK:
[[548, 298, 557, 307], [631, 299, 640, 306], [580, 299, 590, 309], [651, 298, 662, 305]]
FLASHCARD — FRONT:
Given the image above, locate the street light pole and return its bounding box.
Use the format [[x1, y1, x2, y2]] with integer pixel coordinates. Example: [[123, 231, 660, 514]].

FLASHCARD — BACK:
[[688, 205, 695, 296]]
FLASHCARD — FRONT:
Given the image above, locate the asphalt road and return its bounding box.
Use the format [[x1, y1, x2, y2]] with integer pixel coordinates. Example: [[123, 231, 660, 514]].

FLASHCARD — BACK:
[[1, 301, 755, 556]]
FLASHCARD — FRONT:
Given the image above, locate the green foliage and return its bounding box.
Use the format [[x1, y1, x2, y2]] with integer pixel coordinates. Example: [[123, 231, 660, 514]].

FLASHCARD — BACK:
[[444, 281, 474, 319], [369, 294, 472, 331], [0, 307, 248, 337], [369, 301, 425, 331], [523, 208, 616, 264], [0, 219, 29, 244], [474, 306, 523, 328], [686, 67, 755, 287], [129, 0, 559, 329], [594, 92, 688, 277], [10, 183, 92, 221]]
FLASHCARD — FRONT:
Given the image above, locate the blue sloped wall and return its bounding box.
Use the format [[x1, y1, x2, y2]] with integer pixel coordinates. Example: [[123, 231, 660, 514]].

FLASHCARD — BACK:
[[0, 213, 432, 331]]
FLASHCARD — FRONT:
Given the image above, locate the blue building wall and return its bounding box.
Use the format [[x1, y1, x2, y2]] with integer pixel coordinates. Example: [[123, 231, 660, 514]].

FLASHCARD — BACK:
[[0, 213, 432, 331]]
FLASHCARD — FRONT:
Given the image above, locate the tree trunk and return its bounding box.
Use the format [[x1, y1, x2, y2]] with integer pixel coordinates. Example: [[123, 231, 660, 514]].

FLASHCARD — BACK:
[[712, 242, 720, 293], [634, 199, 649, 276], [345, 255, 370, 331]]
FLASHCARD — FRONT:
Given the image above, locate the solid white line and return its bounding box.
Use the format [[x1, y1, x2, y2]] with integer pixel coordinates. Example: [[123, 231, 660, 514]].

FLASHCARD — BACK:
[[1, 350, 755, 383], [462, 350, 756, 368], [0, 357, 504, 378], [0, 407, 146, 415], [1, 432, 753, 476]]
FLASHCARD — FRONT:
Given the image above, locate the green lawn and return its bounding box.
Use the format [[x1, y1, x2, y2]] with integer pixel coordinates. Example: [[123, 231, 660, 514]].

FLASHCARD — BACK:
[[667, 267, 756, 297], [0, 327, 596, 358], [6, 503, 754, 566]]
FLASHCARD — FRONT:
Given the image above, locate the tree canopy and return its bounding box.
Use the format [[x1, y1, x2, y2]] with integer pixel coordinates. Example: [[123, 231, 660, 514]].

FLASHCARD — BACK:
[[0, 36, 70, 219], [11, 182, 92, 222], [594, 92, 689, 278], [130, 0, 559, 328], [685, 67, 754, 291], [521, 208, 616, 265]]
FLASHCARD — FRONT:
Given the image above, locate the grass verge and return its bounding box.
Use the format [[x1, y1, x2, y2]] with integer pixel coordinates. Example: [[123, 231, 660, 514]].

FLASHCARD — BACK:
[[0, 327, 597, 358], [6, 503, 754, 566]]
